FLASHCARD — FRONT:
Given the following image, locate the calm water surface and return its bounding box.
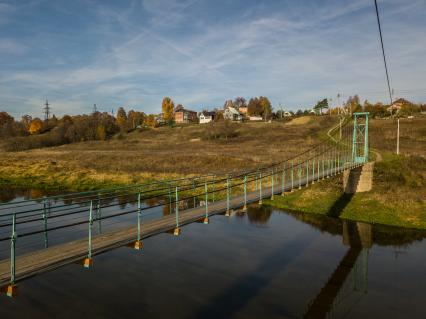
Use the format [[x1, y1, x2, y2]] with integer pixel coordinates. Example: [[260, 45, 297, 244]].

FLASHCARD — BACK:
[[0, 188, 426, 319]]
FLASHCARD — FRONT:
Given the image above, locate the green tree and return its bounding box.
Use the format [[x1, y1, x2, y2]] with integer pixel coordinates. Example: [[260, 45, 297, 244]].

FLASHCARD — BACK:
[[314, 98, 329, 115]]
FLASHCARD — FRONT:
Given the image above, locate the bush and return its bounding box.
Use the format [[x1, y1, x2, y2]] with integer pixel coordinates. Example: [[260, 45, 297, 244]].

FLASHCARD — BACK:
[[202, 120, 239, 141]]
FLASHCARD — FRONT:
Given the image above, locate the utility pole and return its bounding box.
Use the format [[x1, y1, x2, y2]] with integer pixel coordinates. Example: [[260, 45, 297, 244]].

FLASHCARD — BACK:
[[279, 103, 283, 119], [93, 104, 98, 113], [43, 99, 51, 121], [396, 118, 400, 155], [337, 93, 341, 115]]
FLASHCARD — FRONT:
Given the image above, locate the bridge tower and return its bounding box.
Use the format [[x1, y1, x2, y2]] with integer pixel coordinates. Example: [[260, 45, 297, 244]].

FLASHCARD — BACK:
[[352, 112, 369, 164]]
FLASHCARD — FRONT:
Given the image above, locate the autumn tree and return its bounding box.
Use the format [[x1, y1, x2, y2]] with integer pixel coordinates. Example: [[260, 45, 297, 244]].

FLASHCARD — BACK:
[[233, 97, 247, 108], [162, 97, 175, 123], [144, 114, 157, 127], [116, 107, 127, 129], [128, 110, 145, 129], [247, 97, 261, 116], [259, 96, 272, 119], [21, 115, 32, 130], [0, 112, 14, 126], [28, 118, 43, 134], [96, 124, 107, 140]]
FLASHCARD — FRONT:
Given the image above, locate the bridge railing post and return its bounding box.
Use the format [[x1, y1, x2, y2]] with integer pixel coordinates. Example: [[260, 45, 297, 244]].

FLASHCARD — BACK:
[[174, 186, 180, 235], [281, 163, 286, 196], [42, 197, 48, 249], [203, 181, 209, 224], [84, 201, 93, 268], [291, 161, 294, 191], [312, 158, 315, 185], [271, 169, 275, 200], [134, 192, 142, 250], [7, 213, 17, 297]]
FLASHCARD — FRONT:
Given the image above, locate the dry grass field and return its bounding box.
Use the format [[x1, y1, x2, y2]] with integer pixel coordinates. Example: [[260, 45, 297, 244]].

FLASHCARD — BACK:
[[0, 116, 335, 190], [0, 115, 424, 193]]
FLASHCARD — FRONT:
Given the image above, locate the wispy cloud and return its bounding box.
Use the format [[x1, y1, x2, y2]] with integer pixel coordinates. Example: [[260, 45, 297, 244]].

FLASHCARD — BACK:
[[0, 0, 425, 117]]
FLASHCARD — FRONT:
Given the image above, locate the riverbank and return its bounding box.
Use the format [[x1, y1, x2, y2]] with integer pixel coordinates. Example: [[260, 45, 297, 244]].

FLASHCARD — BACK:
[[264, 153, 426, 230]]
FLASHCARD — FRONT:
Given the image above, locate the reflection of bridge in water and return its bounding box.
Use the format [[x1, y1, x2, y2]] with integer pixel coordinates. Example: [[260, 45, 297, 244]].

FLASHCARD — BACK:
[[303, 221, 370, 319]]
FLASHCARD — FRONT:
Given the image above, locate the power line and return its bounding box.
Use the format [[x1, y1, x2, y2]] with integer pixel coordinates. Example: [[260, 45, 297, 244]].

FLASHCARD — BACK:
[[374, 0, 393, 105]]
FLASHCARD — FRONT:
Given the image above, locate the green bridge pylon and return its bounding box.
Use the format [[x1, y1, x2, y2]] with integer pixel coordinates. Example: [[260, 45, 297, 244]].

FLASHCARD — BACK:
[[352, 112, 369, 164]]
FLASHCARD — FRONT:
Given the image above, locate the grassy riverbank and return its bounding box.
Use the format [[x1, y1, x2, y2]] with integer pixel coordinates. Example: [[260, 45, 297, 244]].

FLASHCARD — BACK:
[[264, 153, 426, 229]]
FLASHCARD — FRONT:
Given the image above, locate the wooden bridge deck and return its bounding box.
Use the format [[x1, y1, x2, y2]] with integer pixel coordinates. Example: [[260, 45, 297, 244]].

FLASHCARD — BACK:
[[0, 165, 348, 288]]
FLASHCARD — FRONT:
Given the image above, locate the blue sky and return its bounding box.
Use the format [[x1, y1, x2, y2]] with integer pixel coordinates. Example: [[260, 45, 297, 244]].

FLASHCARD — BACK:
[[0, 0, 425, 118]]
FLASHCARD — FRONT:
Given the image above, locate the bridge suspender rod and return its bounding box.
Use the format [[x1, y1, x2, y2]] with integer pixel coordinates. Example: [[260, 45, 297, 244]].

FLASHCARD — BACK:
[[226, 177, 230, 215], [259, 172, 263, 205], [306, 160, 309, 187], [97, 193, 102, 234], [281, 163, 285, 196], [317, 159, 320, 182]]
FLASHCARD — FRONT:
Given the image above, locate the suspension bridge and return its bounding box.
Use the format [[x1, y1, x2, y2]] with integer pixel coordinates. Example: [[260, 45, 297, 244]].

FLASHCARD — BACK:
[[0, 113, 370, 298]]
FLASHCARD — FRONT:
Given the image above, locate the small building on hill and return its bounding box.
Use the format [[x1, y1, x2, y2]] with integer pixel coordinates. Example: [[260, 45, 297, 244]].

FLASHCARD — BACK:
[[199, 111, 216, 124], [174, 105, 198, 123], [224, 107, 243, 122]]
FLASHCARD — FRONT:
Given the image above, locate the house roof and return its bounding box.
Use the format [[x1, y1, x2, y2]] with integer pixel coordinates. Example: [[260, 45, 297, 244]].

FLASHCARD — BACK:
[[225, 107, 241, 115], [201, 111, 216, 116]]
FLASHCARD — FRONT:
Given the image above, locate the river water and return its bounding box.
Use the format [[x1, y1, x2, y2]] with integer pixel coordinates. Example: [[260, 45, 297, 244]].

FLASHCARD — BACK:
[[0, 188, 426, 318]]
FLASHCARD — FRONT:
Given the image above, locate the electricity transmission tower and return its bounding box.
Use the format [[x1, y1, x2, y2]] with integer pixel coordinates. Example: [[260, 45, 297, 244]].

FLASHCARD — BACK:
[[43, 100, 51, 121]]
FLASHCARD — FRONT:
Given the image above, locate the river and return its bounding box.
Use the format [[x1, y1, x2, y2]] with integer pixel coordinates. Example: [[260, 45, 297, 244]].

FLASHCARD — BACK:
[[0, 187, 425, 318]]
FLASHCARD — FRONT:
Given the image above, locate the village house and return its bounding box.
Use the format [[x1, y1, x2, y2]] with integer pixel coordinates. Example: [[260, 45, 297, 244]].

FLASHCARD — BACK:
[[174, 105, 198, 124], [199, 111, 216, 124], [387, 98, 411, 114], [249, 115, 263, 121], [238, 106, 248, 115], [224, 107, 243, 121]]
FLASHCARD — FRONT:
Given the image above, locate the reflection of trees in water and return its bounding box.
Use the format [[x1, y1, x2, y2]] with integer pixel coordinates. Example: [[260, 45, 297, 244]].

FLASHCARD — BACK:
[[247, 205, 273, 225], [283, 210, 426, 247]]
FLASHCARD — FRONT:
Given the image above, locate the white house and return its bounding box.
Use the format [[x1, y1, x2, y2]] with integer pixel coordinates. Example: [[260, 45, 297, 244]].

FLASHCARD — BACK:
[[249, 116, 263, 121], [224, 107, 243, 121], [199, 111, 216, 124]]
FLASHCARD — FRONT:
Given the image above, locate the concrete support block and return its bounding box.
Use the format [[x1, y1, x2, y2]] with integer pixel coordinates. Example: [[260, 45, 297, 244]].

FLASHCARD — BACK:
[[343, 162, 374, 194], [173, 227, 181, 236], [83, 258, 93, 268]]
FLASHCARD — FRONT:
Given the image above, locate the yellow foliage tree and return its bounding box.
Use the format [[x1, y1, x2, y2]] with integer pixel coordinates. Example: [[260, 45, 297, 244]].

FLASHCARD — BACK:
[[96, 125, 107, 140], [162, 97, 175, 122], [28, 118, 43, 135]]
